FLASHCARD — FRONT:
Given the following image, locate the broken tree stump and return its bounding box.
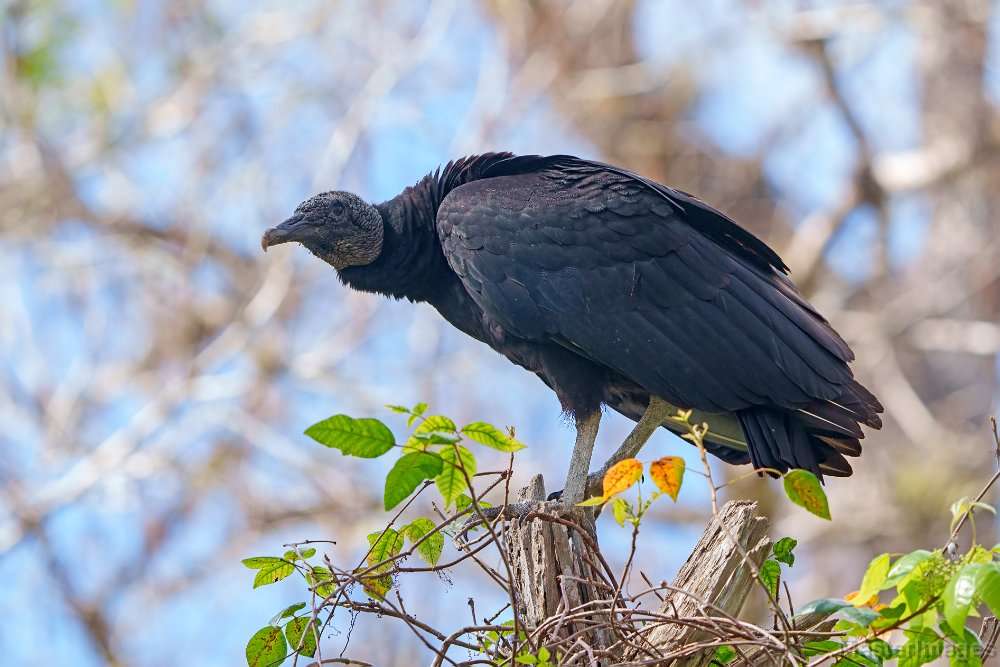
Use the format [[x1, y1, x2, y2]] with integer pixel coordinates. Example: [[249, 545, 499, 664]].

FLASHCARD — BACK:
[[623, 499, 771, 666], [498, 475, 770, 666], [501, 475, 617, 656]]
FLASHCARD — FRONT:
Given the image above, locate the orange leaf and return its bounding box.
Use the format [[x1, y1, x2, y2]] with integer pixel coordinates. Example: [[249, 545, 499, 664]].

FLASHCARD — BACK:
[[602, 459, 643, 498], [844, 590, 879, 608], [650, 456, 685, 501]]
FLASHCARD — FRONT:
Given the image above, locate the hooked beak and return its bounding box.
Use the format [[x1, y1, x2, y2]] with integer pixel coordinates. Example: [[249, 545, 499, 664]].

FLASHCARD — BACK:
[[261, 214, 305, 252]]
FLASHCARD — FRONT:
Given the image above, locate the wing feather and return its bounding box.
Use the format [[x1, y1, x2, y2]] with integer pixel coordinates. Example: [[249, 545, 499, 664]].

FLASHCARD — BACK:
[[437, 159, 870, 419]]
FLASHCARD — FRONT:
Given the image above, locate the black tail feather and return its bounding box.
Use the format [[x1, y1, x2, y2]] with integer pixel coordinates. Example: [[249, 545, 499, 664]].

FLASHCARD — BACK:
[[738, 408, 827, 478], [734, 377, 881, 479], [736, 409, 870, 480]]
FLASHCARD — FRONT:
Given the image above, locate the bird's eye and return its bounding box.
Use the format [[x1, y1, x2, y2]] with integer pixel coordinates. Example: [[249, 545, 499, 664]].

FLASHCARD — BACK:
[[330, 201, 346, 218]]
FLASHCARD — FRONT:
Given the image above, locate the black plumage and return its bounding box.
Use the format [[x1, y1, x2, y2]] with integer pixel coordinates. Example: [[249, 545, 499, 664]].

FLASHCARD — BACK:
[[262, 152, 883, 482]]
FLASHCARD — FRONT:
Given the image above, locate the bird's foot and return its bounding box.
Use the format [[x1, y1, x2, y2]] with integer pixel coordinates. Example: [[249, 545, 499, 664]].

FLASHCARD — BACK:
[[455, 500, 545, 541], [546, 470, 604, 503], [454, 496, 602, 540]]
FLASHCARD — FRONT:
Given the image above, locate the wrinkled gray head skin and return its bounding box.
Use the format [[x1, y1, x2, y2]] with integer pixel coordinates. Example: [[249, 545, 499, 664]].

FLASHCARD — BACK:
[[261, 191, 384, 270]]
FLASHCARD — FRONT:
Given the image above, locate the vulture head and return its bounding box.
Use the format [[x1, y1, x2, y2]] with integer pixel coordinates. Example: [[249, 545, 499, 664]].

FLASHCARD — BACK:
[[261, 191, 383, 269]]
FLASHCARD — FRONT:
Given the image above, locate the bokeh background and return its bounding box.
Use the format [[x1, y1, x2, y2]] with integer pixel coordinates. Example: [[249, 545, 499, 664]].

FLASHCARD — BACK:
[[3, 0, 1000, 664]]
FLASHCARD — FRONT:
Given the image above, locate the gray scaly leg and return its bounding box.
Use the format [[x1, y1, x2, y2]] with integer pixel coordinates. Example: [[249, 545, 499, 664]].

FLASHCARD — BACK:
[[582, 396, 673, 499], [560, 410, 602, 505]]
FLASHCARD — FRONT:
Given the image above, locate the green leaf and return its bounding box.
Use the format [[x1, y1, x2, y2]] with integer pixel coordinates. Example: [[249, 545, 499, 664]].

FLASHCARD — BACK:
[[404, 415, 458, 451], [783, 469, 831, 520], [611, 498, 629, 527], [455, 494, 491, 512], [885, 550, 934, 588], [384, 451, 444, 510], [852, 649, 885, 667], [246, 626, 287, 667], [408, 402, 429, 427], [386, 404, 410, 414], [405, 517, 444, 566], [867, 639, 896, 660], [306, 566, 336, 598], [877, 603, 907, 622], [242, 556, 283, 569], [976, 563, 1000, 617], [411, 430, 460, 445], [435, 445, 477, 508], [950, 497, 996, 532], [835, 606, 880, 627], [856, 553, 891, 604], [802, 640, 844, 657], [892, 552, 951, 616], [944, 563, 985, 633], [284, 617, 317, 658], [253, 559, 295, 589], [898, 627, 943, 667], [796, 598, 852, 617], [759, 559, 781, 600], [277, 602, 306, 620], [461, 422, 526, 452], [943, 625, 982, 667], [419, 418, 456, 433], [305, 415, 395, 458], [576, 495, 606, 507], [898, 580, 927, 618], [772, 537, 797, 567], [713, 645, 737, 664], [967, 545, 993, 565], [367, 529, 405, 566]]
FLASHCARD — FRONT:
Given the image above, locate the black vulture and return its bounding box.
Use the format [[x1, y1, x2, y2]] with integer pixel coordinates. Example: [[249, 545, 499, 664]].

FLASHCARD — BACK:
[[262, 153, 883, 503]]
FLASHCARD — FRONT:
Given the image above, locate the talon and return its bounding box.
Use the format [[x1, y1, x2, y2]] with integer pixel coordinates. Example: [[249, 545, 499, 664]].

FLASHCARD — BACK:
[[550, 471, 604, 504], [545, 472, 607, 518]]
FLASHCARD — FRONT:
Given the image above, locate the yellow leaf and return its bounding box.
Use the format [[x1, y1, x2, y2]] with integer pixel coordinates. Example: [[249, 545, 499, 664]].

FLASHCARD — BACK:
[[649, 456, 685, 501], [360, 572, 392, 600], [783, 470, 831, 520], [602, 459, 643, 498], [576, 496, 606, 507]]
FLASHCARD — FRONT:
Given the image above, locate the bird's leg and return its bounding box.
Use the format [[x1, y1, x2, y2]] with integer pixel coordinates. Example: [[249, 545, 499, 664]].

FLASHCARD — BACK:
[[456, 411, 602, 535], [561, 409, 602, 505], [581, 396, 673, 499]]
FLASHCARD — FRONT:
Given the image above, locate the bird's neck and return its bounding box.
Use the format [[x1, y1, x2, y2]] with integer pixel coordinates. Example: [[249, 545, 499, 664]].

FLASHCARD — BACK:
[[336, 154, 518, 301], [336, 179, 451, 302]]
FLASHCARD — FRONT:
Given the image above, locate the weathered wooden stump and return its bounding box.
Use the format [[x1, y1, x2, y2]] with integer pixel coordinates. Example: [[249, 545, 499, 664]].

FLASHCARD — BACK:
[[501, 475, 615, 656], [499, 475, 770, 666], [625, 500, 771, 666]]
